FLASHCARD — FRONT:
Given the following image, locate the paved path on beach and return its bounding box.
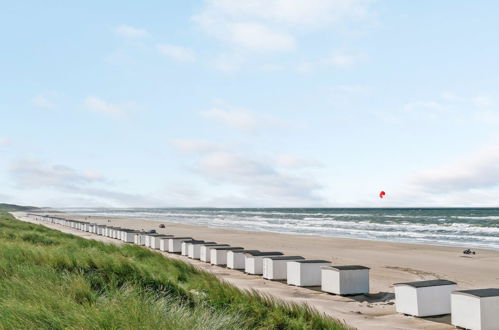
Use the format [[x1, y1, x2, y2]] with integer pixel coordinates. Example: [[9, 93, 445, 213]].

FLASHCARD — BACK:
[[13, 212, 454, 330]]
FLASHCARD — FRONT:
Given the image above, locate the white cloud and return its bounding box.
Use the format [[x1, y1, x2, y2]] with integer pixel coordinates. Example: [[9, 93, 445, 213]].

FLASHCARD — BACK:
[[196, 0, 371, 28], [398, 92, 499, 124], [10, 159, 106, 189], [275, 154, 322, 168], [197, 151, 323, 204], [170, 139, 220, 154], [211, 53, 246, 72], [403, 100, 445, 113], [325, 52, 363, 69], [228, 22, 295, 52], [115, 25, 148, 38], [201, 108, 259, 131], [411, 146, 499, 193], [193, 0, 373, 53], [170, 140, 324, 205], [84, 96, 126, 117], [472, 95, 494, 107], [32, 94, 56, 108], [157, 43, 196, 62], [0, 137, 11, 147], [9, 159, 156, 207]]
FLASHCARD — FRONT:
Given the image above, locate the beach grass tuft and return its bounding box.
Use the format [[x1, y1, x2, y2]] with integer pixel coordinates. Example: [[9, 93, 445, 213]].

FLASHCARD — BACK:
[[0, 209, 349, 329]]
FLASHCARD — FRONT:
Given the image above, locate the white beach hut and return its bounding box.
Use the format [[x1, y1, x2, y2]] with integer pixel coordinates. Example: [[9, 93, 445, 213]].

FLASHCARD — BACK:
[[159, 237, 170, 252], [166, 237, 192, 253], [321, 265, 370, 295], [287, 260, 332, 287], [262, 256, 305, 280], [134, 232, 147, 246], [451, 288, 499, 330], [144, 234, 160, 248], [188, 242, 217, 259], [210, 247, 244, 266], [122, 230, 138, 243], [113, 228, 122, 239], [245, 251, 284, 275], [227, 250, 260, 270], [200, 244, 230, 263], [96, 225, 105, 236], [181, 240, 201, 256], [150, 235, 173, 250], [394, 279, 457, 317]]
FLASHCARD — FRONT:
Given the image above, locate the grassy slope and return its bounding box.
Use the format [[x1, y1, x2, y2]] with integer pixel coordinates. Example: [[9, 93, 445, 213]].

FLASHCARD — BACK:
[[0, 210, 349, 330], [0, 203, 38, 212]]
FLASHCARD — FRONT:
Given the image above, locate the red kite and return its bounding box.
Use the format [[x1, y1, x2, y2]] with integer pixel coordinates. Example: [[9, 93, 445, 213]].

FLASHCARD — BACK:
[[379, 191, 386, 198]]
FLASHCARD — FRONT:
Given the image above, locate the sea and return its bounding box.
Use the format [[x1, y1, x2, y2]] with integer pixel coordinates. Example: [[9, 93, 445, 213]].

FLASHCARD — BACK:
[[60, 208, 499, 251]]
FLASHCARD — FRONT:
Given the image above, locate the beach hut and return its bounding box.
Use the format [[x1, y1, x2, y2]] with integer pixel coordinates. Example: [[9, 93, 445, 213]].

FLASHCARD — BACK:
[[227, 250, 260, 270], [188, 242, 217, 259], [210, 247, 244, 266], [134, 232, 147, 246], [150, 235, 173, 250], [159, 237, 170, 251], [181, 240, 204, 256], [321, 265, 370, 295], [200, 244, 230, 263], [96, 225, 105, 236], [144, 233, 161, 248], [394, 279, 457, 317], [112, 228, 120, 238], [122, 230, 138, 243], [262, 256, 305, 280], [287, 260, 332, 287], [245, 251, 284, 275], [180, 239, 204, 256], [166, 237, 192, 253], [451, 288, 499, 330]]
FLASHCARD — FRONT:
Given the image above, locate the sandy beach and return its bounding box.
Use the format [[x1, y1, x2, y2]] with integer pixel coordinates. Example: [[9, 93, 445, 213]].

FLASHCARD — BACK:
[[14, 211, 499, 330]]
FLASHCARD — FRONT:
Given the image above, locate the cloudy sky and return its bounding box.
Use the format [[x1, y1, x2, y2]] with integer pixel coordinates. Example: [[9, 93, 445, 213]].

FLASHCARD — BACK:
[[2, 0, 499, 208]]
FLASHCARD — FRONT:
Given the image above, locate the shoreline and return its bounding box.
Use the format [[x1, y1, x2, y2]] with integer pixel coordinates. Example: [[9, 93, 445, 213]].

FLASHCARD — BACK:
[[58, 208, 499, 252], [18, 211, 499, 329], [98, 216, 499, 252]]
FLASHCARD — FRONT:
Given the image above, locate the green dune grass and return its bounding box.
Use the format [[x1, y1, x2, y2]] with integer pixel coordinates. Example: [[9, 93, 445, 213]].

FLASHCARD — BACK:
[[0, 209, 349, 329]]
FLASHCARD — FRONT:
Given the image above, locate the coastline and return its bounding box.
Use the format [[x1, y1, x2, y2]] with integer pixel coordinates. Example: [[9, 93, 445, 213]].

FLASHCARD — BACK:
[[58, 208, 499, 252], [18, 211, 499, 329], [39, 212, 499, 292]]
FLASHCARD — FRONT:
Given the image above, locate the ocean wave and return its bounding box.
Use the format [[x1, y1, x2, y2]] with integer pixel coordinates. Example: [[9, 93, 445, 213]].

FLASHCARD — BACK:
[[67, 208, 499, 250]]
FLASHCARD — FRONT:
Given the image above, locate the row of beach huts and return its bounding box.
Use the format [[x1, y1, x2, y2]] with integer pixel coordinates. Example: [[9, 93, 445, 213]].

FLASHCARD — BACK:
[[29, 214, 499, 330]]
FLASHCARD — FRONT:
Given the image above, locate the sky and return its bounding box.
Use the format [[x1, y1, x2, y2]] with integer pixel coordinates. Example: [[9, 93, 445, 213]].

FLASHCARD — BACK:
[[1, 0, 499, 208]]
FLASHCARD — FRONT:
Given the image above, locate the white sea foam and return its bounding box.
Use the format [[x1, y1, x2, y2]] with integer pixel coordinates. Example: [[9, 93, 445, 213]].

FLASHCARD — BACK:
[[64, 208, 499, 251]]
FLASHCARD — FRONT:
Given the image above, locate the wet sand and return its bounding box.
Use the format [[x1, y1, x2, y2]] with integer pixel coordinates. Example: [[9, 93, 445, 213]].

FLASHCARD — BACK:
[[14, 212, 499, 330]]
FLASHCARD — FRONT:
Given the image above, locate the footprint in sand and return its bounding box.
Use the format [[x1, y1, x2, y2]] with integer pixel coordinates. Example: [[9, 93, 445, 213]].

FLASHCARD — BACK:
[[384, 266, 441, 279]]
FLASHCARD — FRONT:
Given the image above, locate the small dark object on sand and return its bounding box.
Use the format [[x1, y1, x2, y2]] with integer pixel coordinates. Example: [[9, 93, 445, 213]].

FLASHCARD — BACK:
[[463, 249, 476, 255], [147, 229, 157, 234], [159, 224, 165, 228]]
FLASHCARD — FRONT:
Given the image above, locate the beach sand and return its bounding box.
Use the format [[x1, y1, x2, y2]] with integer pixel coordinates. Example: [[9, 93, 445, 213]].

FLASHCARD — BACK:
[[14, 212, 499, 330]]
